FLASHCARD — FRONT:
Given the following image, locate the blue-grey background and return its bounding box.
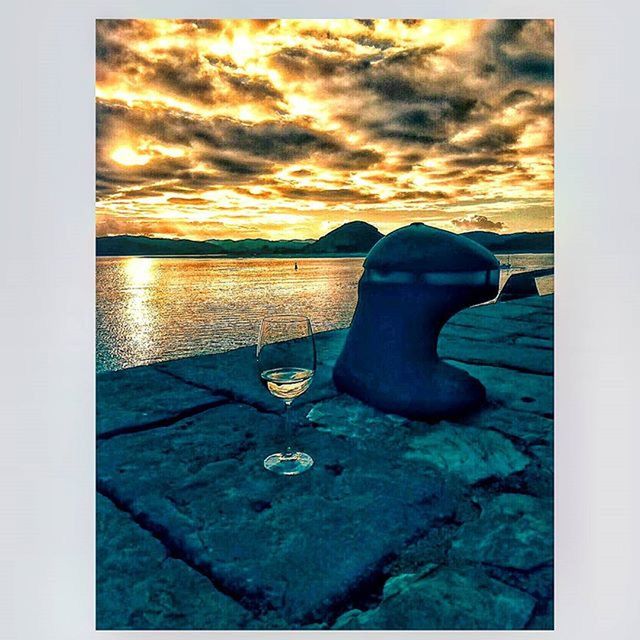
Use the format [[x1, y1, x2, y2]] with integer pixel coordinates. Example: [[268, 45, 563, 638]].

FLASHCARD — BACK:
[[1, 1, 639, 638]]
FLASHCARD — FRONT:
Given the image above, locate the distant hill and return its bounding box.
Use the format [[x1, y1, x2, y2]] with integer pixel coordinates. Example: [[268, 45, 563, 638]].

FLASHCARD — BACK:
[[205, 238, 313, 255], [96, 224, 553, 257], [96, 235, 224, 256], [302, 221, 383, 254], [461, 231, 553, 253]]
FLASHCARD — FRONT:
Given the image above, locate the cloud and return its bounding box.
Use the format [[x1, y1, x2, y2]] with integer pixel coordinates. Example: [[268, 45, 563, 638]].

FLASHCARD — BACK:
[[167, 197, 211, 205], [501, 89, 535, 105], [451, 214, 506, 231], [95, 19, 554, 239], [329, 149, 384, 170], [275, 186, 380, 203], [484, 19, 554, 84], [451, 155, 517, 168], [452, 124, 524, 153]]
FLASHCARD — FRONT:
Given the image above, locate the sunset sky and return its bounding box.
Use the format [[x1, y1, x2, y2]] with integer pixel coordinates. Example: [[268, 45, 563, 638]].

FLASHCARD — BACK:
[[96, 19, 553, 240]]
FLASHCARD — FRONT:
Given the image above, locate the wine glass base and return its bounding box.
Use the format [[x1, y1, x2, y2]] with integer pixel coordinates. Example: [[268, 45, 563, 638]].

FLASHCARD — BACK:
[[264, 451, 314, 475]]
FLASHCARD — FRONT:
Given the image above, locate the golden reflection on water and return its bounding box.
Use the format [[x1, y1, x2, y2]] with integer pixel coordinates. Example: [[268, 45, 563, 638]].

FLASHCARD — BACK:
[[96, 254, 554, 372], [97, 256, 366, 372], [122, 257, 158, 366]]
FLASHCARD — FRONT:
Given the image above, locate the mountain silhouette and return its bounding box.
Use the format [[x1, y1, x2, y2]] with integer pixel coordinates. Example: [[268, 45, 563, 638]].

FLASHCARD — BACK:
[[96, 235, 223, 256], [303, 221, 383, 254], [96, 223, 553, 257], [461, 231, 553, 253]]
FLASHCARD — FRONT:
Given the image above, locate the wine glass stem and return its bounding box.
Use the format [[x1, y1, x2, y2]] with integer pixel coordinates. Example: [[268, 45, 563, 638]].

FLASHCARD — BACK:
[[284, 399, 293, 454]]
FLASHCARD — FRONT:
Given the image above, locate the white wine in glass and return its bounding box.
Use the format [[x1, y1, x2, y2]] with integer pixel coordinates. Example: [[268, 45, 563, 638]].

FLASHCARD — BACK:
[[257, 315, 316, 475]]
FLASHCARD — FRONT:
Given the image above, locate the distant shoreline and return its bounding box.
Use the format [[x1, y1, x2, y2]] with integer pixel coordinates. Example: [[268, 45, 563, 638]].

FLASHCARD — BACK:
[[97, 224, 554, 258], [96, 250, 554, 259]]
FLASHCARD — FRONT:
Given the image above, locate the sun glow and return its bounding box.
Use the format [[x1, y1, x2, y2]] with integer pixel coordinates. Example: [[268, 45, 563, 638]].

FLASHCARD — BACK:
[[111, 146, 151, 166]]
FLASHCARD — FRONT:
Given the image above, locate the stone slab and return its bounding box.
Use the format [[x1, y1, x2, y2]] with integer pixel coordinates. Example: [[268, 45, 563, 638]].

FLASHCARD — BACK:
[[333, 566, 536, 630], [514, 335, 553, 350], [459, 405, 553, 445], [459, 296, 553, 323], [451, 493, 553, 570], [307, 393, 407, 441], [404, 423, 530, 484], [438, 296, 553, 375], [97, 403, 454, 624], [308, 396, 531, 485], [450, 361, 553, 418], [440, 335, 553, 375], [96, 494, 251, 630], [447, 313, 553, 341], [97, 366, 225, 438]]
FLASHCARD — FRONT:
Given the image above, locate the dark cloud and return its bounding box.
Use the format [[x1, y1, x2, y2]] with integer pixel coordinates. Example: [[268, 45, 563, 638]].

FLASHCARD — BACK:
[[484, 19, 554, 84], [400, 152, 424, 164], [358, 97, 477, 147], [275, 186, 379, 203], [150, 53, 216, 103], [530, 100, 554, 116], [488, 19, 529, 46], [451, 214, 506, 230], [454, 124, 523, 153], [193, 118, 341, 162], [451, 155, 517, 168], [200, 153, 270, 175], [383, 45, 442, 65], [167, 197, 211, 205], [348, 34, 397, 50], [502, 89, 535, 105], [270, 47, 373, 80], [225, 74, 284, 102], [504, 53, 554, 82], [329, 148, 384, 170]]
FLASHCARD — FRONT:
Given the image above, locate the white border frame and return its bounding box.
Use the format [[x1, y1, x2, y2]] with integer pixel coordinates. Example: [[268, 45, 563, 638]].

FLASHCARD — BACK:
[[2, 1, 640, 638]]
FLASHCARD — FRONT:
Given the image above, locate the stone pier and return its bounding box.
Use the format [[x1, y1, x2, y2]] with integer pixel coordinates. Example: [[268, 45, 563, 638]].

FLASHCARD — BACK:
[[96, 294, 553, 630]]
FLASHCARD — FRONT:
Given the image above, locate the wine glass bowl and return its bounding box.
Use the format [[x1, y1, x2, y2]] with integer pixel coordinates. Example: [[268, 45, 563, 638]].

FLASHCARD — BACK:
[[257, 315, 316, 475]]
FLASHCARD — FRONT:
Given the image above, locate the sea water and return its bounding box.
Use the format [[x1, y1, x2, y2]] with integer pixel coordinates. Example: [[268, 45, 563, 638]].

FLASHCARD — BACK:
[[96, 254, 553, 372]]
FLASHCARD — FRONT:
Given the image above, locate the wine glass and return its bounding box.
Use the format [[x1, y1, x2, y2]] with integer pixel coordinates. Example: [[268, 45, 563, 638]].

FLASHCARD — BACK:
[[257, 315, 316, 475]]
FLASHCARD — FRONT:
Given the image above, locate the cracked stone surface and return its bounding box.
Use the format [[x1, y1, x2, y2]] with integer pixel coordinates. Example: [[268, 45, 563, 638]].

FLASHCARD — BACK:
[[96, 294, 553, 630], [97, 366, 225, 438], [452, 361, 553, 417], [332, 566, 536, 630], [96, 494, 251, 629], [404, 423, 530, 484], [98, 403, 455, 624], [451, 493, 554, 570]]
